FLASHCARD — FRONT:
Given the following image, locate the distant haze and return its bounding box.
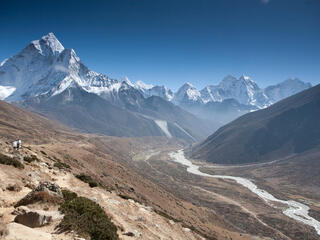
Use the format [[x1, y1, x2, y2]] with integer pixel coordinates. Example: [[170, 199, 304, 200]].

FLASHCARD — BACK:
[[1, 0, 319, 90]]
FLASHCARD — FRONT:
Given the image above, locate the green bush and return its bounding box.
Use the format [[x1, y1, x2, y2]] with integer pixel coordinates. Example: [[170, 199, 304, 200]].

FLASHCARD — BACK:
[[89, 181, 98, 188], [61, 189, 78, 202], [54, 161, 71, 170], [59, 190, 118, 240], [0, 153, 24, 169], [40, 150, 47, 155], [75, 173, 98, 188], [24, 155, 38, 163]]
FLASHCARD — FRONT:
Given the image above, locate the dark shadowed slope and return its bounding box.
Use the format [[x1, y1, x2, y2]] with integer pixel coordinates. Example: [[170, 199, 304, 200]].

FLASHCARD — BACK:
[[139, 96, 212, 140], [22, 85, 165, 138], [22, 85, 207, 141], [0, 99, 80, 143], [190, 84, 320, 164]]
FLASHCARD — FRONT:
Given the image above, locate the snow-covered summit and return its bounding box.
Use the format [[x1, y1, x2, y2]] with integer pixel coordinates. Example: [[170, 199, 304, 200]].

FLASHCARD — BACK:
[[135, 80, 154, 90], [0, 33, 312, 111], [132, 75, 311, 109], [28, 32, 65, 57], [173, 82, 203, 105], [135, 81, 174, 101], [0, 33, 135, 102], [264, 78, 312, 103]]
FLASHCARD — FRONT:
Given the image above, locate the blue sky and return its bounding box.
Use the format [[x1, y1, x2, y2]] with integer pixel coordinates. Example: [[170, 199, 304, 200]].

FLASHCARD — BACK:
[[1, 0, 319, 90]]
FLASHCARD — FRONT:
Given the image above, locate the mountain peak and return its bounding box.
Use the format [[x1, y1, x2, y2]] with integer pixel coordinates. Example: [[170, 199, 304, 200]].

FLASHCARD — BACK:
[[122, 76, 134, 87], [29, 32, 64, 56], [180, 82, 195, 89], [135, 80, 154, 90], [282, 78, 312, 87], [239, 75, 251, 81]]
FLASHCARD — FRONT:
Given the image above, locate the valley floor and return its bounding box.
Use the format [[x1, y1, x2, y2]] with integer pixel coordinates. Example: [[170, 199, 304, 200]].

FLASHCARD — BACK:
[[1, 135, 320, 240], [131, 146, 320, 240]]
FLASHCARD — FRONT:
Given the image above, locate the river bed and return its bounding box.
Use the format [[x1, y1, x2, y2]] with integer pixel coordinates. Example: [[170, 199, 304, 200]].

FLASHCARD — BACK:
[[169, 149, 320, 235]]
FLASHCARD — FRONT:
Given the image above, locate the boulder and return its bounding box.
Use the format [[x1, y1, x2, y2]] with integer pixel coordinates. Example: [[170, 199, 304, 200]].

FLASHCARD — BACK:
[[33, 181, 62, 196], [15, 181, 63, 207], [4, 222, 51, 240], [14, 211, 52, 228]]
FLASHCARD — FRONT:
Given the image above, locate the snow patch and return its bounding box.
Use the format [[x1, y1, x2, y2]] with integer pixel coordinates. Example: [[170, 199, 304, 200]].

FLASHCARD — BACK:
[[135, 80, 154, 90], [0, 58, 8, 67], [154, 120, 172, 138], [173, 123, 196, 141], [0, 86, 16, 100]]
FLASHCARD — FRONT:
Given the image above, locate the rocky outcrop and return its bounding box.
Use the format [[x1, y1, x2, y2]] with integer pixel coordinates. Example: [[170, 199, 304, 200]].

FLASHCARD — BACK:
[[33, 181, 62, 195], [14, 211, 52, 228], [15, 181, 63, 207]]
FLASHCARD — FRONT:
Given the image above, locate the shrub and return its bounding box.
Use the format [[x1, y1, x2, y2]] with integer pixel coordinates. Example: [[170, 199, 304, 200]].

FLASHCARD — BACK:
[[154, 209, 180, 222], [89, 181, 98, 188], [58, 190, 118, 240], [24, 155, 38, 163], [118, 194, 131, 200], [75, 173, 98, 188], [54, 161, 71, 170], [0, 153, 24, 169], [61, 189, 77, 202], [40, 150, 47, 155]]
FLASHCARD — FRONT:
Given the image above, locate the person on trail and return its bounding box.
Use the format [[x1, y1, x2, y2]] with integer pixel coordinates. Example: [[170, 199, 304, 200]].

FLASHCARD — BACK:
[[12, 141, 17, 150], [12, 140, 22, 150]]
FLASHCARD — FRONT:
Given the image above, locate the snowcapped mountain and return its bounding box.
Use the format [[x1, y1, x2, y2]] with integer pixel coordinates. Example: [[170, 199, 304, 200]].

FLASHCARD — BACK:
[[0, 32, 313, 138], [0, 33, 311, 110], [134, 76, 311, 110], [131, 76, 312, 130], [203, 75, 269, 108], [135, 81, 174, 101], [264, 78, 312, 103], [0, 33, 142, 106], [0, 33, 211, 142], [173, 82, 203, 105]]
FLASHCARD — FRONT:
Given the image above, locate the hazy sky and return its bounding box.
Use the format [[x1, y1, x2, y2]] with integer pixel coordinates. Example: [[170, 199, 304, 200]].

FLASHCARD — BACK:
[[1, 0, 319, 90]]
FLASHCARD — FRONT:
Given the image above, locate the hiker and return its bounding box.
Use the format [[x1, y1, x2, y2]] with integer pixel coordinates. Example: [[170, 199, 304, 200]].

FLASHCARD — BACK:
[[12, 139, 22, 150]]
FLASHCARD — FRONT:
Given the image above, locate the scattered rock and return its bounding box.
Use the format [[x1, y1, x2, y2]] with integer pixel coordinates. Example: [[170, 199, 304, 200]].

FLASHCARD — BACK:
[[183, 227, 191, 232], [123, 231, 135, 236], [6, 183, 22, 192], [14, 211, 52, 228], [12, 206, 30, 215], [5, 222, 52, 240], [135, 216, 146, 222], [132, 230, 141, 237]]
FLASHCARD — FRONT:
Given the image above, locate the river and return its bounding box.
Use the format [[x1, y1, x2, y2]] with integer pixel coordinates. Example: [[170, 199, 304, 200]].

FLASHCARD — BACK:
[[169, 149, 320, 235]]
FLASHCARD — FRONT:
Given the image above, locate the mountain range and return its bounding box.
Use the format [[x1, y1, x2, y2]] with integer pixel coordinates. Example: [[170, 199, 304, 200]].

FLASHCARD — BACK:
[[0, 33, 210, 142], [189, 84, 320, 164], [135, 75, 312, 126], [0, 33, 312, 139]]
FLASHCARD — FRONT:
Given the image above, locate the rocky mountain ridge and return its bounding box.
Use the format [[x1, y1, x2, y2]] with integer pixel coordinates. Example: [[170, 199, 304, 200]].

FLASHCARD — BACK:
[[0, 33, 210, 142]]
